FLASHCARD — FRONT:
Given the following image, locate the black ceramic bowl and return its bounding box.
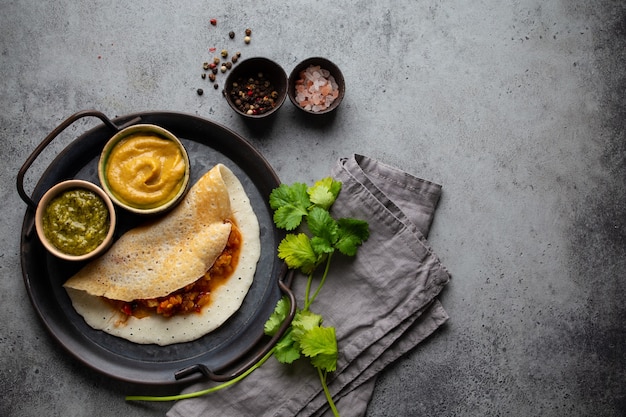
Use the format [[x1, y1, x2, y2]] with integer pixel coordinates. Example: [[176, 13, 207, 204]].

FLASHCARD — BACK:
[[288, 57, 345, 115], [223, 57, 288, 119]]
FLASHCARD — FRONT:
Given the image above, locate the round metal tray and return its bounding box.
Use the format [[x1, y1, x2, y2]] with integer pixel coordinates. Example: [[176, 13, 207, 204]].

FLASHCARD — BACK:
[[17, 110, 295, 392]]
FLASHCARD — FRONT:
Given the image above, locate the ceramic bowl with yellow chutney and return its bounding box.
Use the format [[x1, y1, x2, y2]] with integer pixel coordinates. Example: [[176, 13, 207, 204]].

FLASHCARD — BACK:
[[98, 124, 191, 215], [35, 180, 116, 261]]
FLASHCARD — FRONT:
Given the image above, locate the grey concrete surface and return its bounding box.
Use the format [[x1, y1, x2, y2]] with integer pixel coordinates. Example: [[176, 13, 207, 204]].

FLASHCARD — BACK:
[[1, 1, 624, 416]]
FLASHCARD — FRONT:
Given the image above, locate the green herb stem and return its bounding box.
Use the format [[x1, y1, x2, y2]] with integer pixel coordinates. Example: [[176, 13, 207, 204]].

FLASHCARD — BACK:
[[304, 272, 314, 311], [125, 347, 276, 402], [317, 368, 340, 417], [304, 252, 333, 311]]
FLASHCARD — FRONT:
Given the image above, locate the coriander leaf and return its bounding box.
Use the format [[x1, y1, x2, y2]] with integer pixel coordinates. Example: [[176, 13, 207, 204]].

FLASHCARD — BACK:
[[310, 236, 334, 257], [269, 182, 310, 210], [270, 183, 310, 230], [308, 178, 341, 210], [335, 218, 370, 256], [274, 329, 301, 364], [264, 297, 290, 336], [299, 326, 338, 372], [278, 233, 320, 274], [290, 310, 324, 342], [307, 206, 339, 245]]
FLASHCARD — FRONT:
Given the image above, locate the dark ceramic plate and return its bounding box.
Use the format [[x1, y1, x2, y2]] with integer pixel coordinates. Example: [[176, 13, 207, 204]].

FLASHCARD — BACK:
[[18, 111, 291, 392]]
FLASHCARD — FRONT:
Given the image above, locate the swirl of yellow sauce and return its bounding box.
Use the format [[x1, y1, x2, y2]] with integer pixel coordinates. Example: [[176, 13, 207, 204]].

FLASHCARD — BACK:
[[105, 134, 186, 209]]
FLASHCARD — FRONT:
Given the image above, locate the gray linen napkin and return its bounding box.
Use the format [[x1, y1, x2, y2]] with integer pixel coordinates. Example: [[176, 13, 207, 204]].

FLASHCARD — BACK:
[[167, 154, 450, 417]]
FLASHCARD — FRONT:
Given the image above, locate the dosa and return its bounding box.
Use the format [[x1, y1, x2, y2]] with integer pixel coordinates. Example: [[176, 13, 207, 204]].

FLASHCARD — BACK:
[[64, 164, 261, 345]]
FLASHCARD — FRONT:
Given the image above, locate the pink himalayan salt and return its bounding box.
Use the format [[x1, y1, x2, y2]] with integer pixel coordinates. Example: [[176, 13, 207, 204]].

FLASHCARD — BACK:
[[294, 65, 340, 112]]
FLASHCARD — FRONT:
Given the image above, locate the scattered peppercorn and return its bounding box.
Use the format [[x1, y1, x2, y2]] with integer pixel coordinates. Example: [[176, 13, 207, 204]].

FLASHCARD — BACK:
[[196, 27, 248, 96]]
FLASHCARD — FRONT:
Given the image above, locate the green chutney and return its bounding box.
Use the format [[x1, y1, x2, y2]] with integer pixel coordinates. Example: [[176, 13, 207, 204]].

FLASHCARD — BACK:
[[42, 188, 110, 256]]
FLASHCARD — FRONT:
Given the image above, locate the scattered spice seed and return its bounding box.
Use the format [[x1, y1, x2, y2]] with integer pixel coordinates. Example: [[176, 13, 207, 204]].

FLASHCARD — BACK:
[[196, 27, 249, 96]]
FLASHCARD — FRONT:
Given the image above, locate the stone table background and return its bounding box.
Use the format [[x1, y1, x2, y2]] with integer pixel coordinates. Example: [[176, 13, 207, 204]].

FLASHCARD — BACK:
[[1, 1, 624, 416]]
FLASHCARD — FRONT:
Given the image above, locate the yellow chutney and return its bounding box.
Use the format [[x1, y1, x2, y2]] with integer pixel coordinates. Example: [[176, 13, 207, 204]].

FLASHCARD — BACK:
[[104, 134, 187, 209]]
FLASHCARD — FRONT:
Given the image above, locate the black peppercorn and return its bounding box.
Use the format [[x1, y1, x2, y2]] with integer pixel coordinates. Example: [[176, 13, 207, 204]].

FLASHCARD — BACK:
[[227, 72, 280, 115]]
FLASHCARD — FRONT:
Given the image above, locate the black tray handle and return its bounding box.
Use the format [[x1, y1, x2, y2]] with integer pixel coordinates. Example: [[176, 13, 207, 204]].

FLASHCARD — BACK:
[[175, 265, 297, 383], [16, 109, 140, 210]]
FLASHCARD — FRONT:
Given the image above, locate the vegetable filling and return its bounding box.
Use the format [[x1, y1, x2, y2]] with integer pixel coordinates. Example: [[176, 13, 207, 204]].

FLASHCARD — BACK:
[[109, 223, 241, 319]]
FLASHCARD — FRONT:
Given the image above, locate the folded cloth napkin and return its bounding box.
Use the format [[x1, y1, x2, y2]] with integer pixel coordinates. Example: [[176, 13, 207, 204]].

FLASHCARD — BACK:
[[167, 154, 451, 417]]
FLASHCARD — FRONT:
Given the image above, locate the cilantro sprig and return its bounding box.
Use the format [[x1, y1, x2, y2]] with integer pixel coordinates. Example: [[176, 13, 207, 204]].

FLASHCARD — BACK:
[[265, 178, 369, 416], [126, 178, 369, 417]]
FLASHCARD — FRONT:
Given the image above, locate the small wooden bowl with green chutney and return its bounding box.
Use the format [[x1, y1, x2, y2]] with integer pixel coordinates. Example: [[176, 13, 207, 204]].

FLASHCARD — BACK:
[[35, 179, 117, 262]]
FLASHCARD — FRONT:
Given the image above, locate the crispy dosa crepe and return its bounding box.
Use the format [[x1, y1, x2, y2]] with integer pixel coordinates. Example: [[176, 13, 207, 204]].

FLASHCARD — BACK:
[[64, 164, 261, 345]]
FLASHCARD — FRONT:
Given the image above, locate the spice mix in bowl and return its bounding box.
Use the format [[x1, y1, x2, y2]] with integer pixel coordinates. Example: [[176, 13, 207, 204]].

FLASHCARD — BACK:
[[223, 57, 288, 119]]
